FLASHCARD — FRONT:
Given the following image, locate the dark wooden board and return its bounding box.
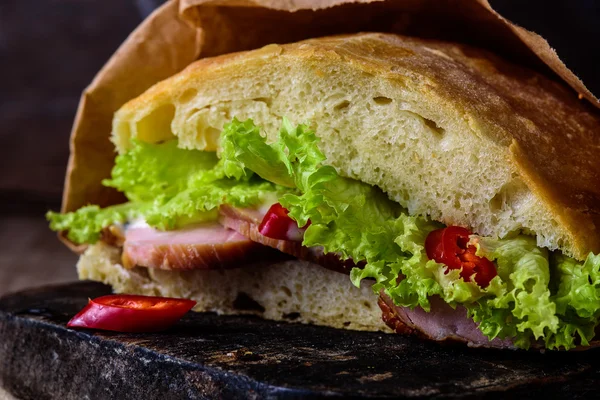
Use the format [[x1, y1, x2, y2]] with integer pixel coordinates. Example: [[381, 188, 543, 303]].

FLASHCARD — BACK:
[[1, 282, 599, 399]]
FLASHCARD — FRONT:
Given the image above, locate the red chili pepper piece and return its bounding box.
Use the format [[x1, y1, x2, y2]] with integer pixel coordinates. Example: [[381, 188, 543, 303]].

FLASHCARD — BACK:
[[67, 294, 196, 332], [258, 203, 309, 241], [425, 226, 497, 287]]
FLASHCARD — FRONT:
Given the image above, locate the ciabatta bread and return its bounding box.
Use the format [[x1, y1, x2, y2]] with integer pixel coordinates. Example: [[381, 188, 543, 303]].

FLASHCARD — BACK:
[[111, 33, 600, 260], [78, 242, 390, 333]]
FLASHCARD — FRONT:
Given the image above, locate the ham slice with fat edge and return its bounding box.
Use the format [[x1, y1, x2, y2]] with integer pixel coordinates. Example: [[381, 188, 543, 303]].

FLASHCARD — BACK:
[[218, 205, 361, 274], [221, 204, 516, 348], [116, 206, 533, 348], [378, 293, 514, 349], [122, 221, 286, 270]]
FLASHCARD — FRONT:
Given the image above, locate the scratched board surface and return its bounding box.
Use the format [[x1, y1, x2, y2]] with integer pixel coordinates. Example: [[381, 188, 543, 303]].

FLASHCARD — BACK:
[[0, 281, 599, 399]]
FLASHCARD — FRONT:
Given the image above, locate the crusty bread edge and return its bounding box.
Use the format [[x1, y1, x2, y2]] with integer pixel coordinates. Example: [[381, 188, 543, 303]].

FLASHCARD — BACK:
[[78, 242, 600, 350], [77, 241, 392, 333], [112, 33, 600, 259]]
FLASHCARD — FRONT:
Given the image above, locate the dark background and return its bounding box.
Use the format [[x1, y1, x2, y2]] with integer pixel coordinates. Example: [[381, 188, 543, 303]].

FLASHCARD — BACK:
[[0, 0, 164, 295], [0, 0, 598, 295]]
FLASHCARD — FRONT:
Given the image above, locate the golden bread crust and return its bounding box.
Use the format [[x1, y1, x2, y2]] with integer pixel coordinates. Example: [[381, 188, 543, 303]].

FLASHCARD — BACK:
[[115, 33, 600, 258]]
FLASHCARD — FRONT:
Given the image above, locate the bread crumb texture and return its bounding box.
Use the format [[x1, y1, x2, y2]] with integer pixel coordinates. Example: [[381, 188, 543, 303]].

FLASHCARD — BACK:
[[78, 242, 391, 332], [113, 33, 600, 259]]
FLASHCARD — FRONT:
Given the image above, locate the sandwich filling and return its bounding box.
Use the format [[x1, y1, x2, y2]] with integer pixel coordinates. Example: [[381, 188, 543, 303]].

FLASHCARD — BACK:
[[48, 118, 600, 350]]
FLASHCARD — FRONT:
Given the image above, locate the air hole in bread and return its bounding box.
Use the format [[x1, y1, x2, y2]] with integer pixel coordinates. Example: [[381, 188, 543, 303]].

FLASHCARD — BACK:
[[185, 107, 202, 120], [373, 96, 393, 105], [178, 88, 198, 104], [232, 292, 265, 313], [453, 196, 461, 209], [136, 103, 176, 144], [283, 312, 301, 320], [198, 126, 221, 147], [489, 190, 505, 212], [422, 117, 445, 136], [182, 106, 222, 150], [489, 178, 527, 213], [252, 97, 272, 106], [334, 100, 351, 112], [281, 286, 292, 297]]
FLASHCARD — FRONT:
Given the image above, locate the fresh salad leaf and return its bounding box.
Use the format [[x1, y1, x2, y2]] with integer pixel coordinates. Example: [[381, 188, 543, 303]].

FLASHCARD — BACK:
[[48, 138, 285, 243], [49, 117, 600, 350], [220, 118, 295, 187], [142, 170, 279, 231], [102, 139, 218, 202], [218, 118, 600, 350], [220, 117, 334, 192], [468, 236, 556, 348], [47, 202, 142, 244]]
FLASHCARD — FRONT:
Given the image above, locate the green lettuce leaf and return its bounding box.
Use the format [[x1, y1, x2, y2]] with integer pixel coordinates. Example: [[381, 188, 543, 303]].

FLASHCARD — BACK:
[[469, 236, 557, 348], [468, 238, 600, 349], [549, 252, 600, 348], [219, 118, 444, 311], [103, 139, 218, 202], [48, 138, 284, 243], [47, 202, 143, 244], [49, 117, 600, 350], [553, 253, 600, 319], [220, 117, 333, 193], [218, 118, 600, 350], [143, 168, 279, 231]]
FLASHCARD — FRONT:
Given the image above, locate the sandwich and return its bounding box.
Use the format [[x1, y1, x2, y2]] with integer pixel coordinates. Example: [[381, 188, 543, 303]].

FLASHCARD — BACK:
[[48, 32, 600, 350]]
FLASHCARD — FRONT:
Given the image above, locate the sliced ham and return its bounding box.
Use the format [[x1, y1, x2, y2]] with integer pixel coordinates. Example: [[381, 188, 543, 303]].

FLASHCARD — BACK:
[[378, 293, 515, 349], [218, 205, 361, 274], [122, 221, 285, 270]]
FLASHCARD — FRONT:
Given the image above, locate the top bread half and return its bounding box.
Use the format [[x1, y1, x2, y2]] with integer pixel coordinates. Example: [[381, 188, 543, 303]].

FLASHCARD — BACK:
[[111, 33, 600, 260]]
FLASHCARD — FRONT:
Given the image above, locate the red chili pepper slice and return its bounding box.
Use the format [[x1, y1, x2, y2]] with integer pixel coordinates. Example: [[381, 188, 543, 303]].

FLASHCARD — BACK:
[[258, 203, 310, 241], [425, 226, 497, 287], [67, 294, 196, 332]]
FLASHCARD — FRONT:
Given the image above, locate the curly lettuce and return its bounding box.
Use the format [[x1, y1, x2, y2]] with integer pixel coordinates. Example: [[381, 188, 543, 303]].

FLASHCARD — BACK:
[[48, 138, 285, 244], [219, 118, 600, 350], [47, 202, 142, 245], [49, 117, 600, 349]]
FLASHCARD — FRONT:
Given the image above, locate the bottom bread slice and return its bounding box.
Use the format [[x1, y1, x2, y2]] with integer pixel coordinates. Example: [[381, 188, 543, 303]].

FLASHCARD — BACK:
[[77, 242, 391, 333]]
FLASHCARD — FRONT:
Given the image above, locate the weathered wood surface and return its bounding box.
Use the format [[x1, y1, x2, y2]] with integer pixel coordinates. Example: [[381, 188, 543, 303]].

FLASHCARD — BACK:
[[1, 281, 600, 399], [1, 0, 600, 398]]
